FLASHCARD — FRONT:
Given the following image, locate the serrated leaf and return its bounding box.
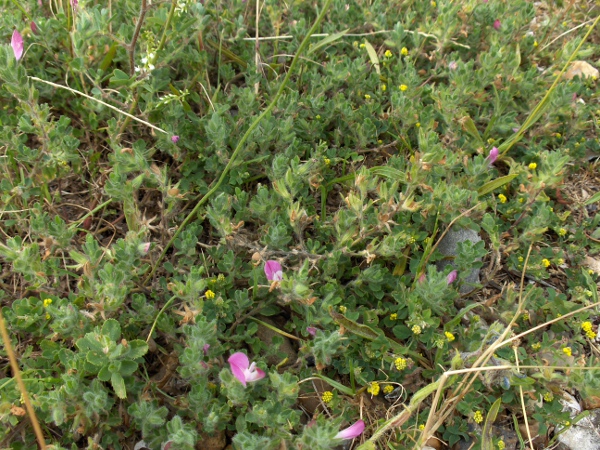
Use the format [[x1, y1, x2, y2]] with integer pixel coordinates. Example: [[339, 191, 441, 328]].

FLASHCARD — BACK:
[[363, 41, 380, 75], [307, 29, 348, 55], [111, 372, 127, 399], [126, 340, 149, 359], [478, 174, 517, 196], [102, 319, 121, 341], [97, 365, 111, 382]]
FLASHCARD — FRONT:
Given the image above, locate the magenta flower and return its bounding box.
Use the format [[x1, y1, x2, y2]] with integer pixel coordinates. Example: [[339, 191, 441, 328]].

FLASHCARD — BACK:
[[306, 327, 317, 336], [447, 270, 458, 285], [11, 30, 23, 61], [31, 22, 39, 35], [171, 135, 180, 143], [264, 260, 283, 281], [486, 147, 498, 166], [493, 19, 501, 30], [335, 420, 365, 440], [228, 352, 265, 387], [203, 343, 210, 356]]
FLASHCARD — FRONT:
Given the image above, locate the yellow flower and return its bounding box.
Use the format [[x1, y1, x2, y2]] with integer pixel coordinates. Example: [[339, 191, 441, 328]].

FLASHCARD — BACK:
[[353, 41, 359, 47], [518, 197, 525, 203], [582, 321, 593, 332], [497, 439, 506, 450], [558, 228, 567, 236], [367, 382, 380, 396], [542, 259, 551, 268], [205, 290, 216, 299], [543, 392, 554, 402], [218, 273, 225, 281], [384, 50, 393, 58], [359, 43, 366, 49], [321, 391, 333, 403], [43, 298, 53, 308], [418, 424, 425, 430], [394, 357, 407, 370], [364, 94, 371, 99], [324, 157, 331, 166], [390, 313, 398, 321], [445, 331, 455, 342], [518, 256, 524, 262], [415, 122, 421, 128], [401, 47, 409, 56], [399, 84, 408, 91], [339, 305, 347, 313], [528, 162, 537, 170], [522, 312, 530, 321], [383, 385, 394, 394], [562, 347, 572, 357], [45, 313, 51, 320], [498, 194, 507, 204], [533, 40, 539, 47], [377, 139, 383, 144], [430, 0, 436, 6], [586, 330, 597, 339], [381, 84, 387, 91], [315, 114, 321, 119], [557, 258, 565, 265], [555, 133, 562, 138], [473, 411, 484, 424], [412, 325, 422, 335]]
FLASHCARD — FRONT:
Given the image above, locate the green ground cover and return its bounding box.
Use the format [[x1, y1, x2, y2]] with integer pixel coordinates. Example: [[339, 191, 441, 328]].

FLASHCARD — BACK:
[[1, 0, 600, 448]]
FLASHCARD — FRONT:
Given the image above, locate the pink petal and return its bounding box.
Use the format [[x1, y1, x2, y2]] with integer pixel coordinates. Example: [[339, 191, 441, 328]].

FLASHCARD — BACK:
[[486, 147, 498, 166], [228, 352, 250, 386], [446, 270, 458, 285], [335, 420, 365, 440], [306, 327, 317, 336], [11, 30, 23, 61], [493, 19, 501, 30], [203, 343, 210, 356], [31, 22, 39, 36], [264, 260, 283, 281], [244, 366, 266, 383], [171, 135, 180, 143]]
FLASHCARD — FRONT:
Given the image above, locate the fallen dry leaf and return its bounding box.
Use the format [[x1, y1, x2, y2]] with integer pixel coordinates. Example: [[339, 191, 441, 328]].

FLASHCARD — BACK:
[[564, 61, 599, 80]]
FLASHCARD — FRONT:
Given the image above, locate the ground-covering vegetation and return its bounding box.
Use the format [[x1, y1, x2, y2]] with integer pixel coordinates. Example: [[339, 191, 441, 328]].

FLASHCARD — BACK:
[[2, 0, 600, 448]]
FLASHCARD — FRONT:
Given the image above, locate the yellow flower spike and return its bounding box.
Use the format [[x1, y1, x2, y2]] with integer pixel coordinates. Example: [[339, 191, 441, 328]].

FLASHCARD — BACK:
[[528, 162, 537, 170], [321, 391, 333, 403], [205, 290, 216, 299], [43, 298, 53, 308], [562, 347, 572, 357], [399, 84, 408, 91], [558, 228, 567, 236], [445, 331, 455, 342], [359, 43, 366, 49], [384, 50, 392, 58], [542, 259, 551, 268], [401, 47, 408, 56], [473, 411, 484, 424], [364, 94, 371, 99], [383, 385, 394, 394], [498, 194, 507, 203], [389, 313, 398, 320], [381, 84, 387, 91], [411, 325, 422, 335]]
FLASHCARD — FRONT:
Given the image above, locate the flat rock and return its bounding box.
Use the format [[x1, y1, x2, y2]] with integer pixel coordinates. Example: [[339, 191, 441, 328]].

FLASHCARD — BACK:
[[436, 227, 482, 293]]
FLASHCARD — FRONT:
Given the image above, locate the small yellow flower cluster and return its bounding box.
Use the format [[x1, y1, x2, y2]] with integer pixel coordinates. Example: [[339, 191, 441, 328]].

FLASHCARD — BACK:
[[390, 313, 398, 321], [522, 312, 530, 321], [533, 40, 539, 47], [364, 94, 371, 100], [367, 382, 380, 396], [582, 321, 597, 339], [562, 347, 572, 357], [497, 439, 506, 450], [445, 331, 455, 342], [543, 391, 554, 402], [324, 157, 331, 166], [394, 357, 407, 371], [558, 228, 567, 236], [381, 84, 387, 92], [473, 411, 484, 424], [384, 50, 393, 58], [205, 290, 216, 299], [542, 259, 551, 268], [399, 84, 408, 91], [383, 384, 395, 394], [411, 325, 422, 335], [498, 194, 507, 204], [339, 305, 347, 313], [43, 298, 52, 320], [359, 43, 366, 49], [401, 47, 409, 56], [528, 162, 537, 170], [518, 256, 524, 262], [322, 391, 333, 403]]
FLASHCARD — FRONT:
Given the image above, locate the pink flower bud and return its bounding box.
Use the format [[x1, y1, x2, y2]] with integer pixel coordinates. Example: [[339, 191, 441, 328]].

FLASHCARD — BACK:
[[171, 135, 180, 143], [11, 30, 23, 61], [264, 260, 283, 281], [31, 22, 39, 35], [447, 270, 458, 285], [493, 19, 501, 30], [335, 420, 365, 440], [486, 147, 498, 166], [306, 327, 317, 336]]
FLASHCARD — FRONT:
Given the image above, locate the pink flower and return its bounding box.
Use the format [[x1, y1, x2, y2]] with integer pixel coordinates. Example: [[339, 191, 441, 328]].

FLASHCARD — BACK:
[[171, 135, 180, 143], [486, 147, 498, 166], [446, 270, 458, 285], [31, 22, 39, 35], [448, 61, 458, 71], [335, 420, 365, 440], [203, 343, 210, 356], [228, 352, 265, 387], [264, 260, 283, 281], [306, 327, 317, 336], [138, 242, 151, 254], [493, 19, 501, 30], [11, 30, 23, 61]]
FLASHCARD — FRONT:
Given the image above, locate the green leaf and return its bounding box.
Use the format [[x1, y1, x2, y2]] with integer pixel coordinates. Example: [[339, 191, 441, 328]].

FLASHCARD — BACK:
[[98, 365, 111, 382], [99, 43, 117, 71], [314, 374, 355, 396], [102, 319, 121, 341], [370, 166, 406, 183], [120, 360, 138, 377], [363, 41, 380, 75], [126, 340, 149, 359], [109, 69, 131, 87], [481, 398, 502, 450], [478, 174, 517, 196], [307, 29, 349, 55], [584, 190, 600, 206], [461, 116, 484, 144], [111, 372, 127, 399]]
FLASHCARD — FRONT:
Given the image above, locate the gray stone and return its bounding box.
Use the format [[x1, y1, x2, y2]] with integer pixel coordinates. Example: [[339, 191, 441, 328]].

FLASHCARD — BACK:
[[436, 227, 482, 294], [556, 394, 600, 450]]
